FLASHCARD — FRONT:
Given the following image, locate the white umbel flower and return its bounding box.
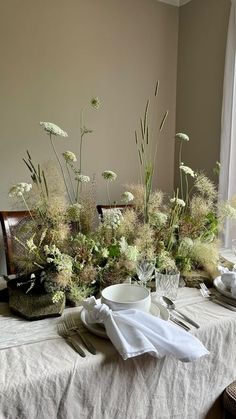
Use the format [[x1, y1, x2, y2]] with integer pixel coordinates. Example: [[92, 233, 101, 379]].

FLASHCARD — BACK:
[[9, 182, 32, 198], [62, 151, 77, 163], [121, 191, 134, 204], [90, 97, 101, 110], [102, 170, 117, 182], [170, 197, 186, 207], [40, 122, 68, 138], [103, 208, 122, 229], [180, 164, 195, 178], [175, 133, 189, 142], [76, 174, 90, 183]]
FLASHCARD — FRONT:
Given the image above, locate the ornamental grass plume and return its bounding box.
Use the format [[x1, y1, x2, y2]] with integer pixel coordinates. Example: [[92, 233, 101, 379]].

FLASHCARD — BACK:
[[134, 223, 156, 261], [194, 173, 217, 200], [190, 196, 214, 220], [117, 209, 138, 242], [134, 81, 168, 223], [190, 239, 219, 278]]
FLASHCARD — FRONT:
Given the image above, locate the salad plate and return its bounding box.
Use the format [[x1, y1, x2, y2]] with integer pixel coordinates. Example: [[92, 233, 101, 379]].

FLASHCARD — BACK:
[[80, 300, 169, 338], [213, 276, 236, 300]]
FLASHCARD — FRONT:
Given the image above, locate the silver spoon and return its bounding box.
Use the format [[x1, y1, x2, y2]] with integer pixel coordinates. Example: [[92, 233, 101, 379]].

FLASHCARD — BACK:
[[162, 296, 200, 329]]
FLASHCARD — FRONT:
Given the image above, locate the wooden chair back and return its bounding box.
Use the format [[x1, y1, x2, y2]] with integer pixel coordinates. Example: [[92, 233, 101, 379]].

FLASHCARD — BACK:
[[0, 211, 29, 275]]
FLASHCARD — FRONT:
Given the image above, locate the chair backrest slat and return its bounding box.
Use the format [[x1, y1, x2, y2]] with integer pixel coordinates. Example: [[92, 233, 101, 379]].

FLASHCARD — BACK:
[[0, 211, 29, 275]]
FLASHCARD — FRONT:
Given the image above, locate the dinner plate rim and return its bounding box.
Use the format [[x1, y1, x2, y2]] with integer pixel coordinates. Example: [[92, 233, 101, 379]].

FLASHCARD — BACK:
[[80, 300, 169, 338], [213, 276, 236, 300]]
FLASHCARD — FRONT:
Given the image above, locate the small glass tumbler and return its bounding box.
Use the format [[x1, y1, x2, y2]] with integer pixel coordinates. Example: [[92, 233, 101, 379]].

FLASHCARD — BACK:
[[155, 271, 180, 301], [232, 239, 236, 256]]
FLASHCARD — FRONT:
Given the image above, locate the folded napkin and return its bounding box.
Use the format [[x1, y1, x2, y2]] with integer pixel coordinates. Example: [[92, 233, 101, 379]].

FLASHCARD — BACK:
[[82, 297, 209, 362]]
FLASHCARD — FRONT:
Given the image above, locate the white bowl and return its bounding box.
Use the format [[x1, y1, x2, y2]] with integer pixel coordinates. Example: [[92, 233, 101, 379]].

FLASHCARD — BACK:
[[101, 283, 151, 312], [221, 272, 236, 290]]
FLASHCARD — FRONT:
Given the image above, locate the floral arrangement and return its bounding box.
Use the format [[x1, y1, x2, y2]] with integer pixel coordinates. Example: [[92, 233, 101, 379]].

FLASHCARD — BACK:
[[7, 88, 236, 306]]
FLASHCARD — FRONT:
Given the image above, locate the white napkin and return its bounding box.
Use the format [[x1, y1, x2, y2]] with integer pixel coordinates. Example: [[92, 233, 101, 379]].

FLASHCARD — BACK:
[[82, 297, 209, 362]]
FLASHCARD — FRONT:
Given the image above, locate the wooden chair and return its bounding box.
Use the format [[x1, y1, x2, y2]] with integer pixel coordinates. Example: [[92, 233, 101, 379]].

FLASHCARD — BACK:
[[0, 211, 29, 275], [96, 205, 132, 220]]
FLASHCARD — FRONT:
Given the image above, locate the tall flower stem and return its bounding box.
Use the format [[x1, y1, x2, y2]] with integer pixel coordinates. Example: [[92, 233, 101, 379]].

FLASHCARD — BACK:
[[21, 194, 34, 220], [179, 141, 184, 199], [185, 174, 189, 207], [106, 183, 111, 206], [66, 164, 76, 202], [49, 134, 73, 204]]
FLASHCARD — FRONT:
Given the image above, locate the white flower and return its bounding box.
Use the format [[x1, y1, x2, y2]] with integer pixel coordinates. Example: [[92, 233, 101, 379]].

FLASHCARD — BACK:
[[44, 244, 61, 257], [9, 182, 32, 198], [175, 133, 189, 142], [150, 212, 168, 227], [40, 122, 68, 138], [180, 164, 195, 178], [101, 248, 109, 258], [90, 97, 101, 110], [76, 174, 90, 183], [103, 208, 122, 229], [121, 191, 134, 204], [102, 170, 117, 182], [119, 237, 139, 262], [62, 151, 77, 163], [170, 197, 186, 207]]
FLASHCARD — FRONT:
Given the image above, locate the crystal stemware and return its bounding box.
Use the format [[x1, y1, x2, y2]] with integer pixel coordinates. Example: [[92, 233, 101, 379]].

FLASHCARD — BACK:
[[136, 261, 155, 287]]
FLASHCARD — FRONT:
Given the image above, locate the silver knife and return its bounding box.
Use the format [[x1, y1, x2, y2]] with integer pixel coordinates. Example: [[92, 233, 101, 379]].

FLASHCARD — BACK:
[[211, 291, 236, 307], [170, 315, 190, 331], [211, 298, 236, 311], [173, 309, 200, 329]]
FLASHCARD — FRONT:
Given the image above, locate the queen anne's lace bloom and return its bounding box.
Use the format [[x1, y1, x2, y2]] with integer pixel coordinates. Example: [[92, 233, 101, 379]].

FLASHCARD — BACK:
[[170, 197, 186, 207], [121, 191, 134, 204], [90, 97, 101, 110], [62, 151, 77, 163], [40, 122, 68, 138], [103, 208, 122, 229], [119, 237, 139, 261], [76, 174, 90, 183], [180, 164, 195, 178], [175, 133, 189, 142], [9, 182, 32, 198], [102, 170, 117, 182]]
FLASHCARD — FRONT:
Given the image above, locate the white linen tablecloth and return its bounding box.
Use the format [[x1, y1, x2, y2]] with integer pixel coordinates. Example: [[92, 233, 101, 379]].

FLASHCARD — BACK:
[[0, 287, 236, 419]]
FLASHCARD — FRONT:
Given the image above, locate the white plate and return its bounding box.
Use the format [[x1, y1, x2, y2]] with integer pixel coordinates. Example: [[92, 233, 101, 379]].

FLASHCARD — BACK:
[[214, 276, 236, 300], [80, 301, 169, 339]]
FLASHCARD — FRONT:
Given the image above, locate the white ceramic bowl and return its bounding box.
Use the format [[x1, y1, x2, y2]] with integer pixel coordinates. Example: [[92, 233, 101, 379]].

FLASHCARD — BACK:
[[101, 283, 151, 312], [221, 272, 236, 290]]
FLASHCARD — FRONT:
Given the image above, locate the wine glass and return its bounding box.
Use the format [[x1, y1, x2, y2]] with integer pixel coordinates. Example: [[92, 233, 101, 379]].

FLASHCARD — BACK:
[[136, 261, 155, 288]]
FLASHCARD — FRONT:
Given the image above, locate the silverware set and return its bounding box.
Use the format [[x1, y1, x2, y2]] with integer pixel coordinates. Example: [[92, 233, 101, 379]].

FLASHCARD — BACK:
[[57, 315, 96, 357], [200, 283, 236, 311]]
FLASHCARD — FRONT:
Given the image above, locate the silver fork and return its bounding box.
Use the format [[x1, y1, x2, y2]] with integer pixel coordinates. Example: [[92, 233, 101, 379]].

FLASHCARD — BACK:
[[57, 322, 86, 357], [65, 315, 97, 355]]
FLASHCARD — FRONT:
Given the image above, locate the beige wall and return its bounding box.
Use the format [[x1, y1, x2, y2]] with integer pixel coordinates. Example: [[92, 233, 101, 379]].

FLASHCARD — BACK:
[[175, 0, 231, 187], [0, 0, 178, 209], [0, 0, 179, 273]]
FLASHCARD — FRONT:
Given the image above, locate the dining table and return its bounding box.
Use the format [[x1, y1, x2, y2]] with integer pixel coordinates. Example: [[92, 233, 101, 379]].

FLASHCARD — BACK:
[[0, 278, 236, 419]]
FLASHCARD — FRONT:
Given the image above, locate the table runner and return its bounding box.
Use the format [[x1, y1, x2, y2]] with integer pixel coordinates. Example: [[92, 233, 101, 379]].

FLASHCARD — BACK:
[[1, 287, 236, 419]]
